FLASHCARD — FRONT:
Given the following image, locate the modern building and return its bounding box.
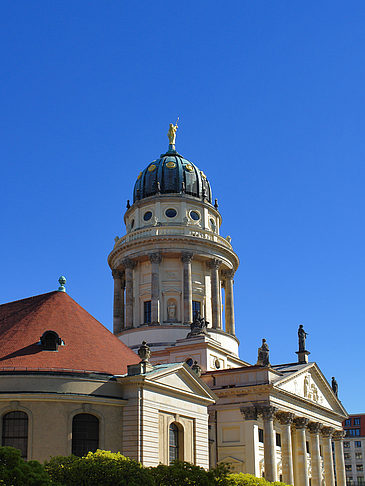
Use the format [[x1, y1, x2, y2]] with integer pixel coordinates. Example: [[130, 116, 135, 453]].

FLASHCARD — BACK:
[[0, 125, 349, 486], [343, 414, 365, 486]]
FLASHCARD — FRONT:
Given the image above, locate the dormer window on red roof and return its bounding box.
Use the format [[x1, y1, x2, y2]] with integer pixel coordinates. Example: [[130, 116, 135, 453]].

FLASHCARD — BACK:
[[40, 330, 63, 351]]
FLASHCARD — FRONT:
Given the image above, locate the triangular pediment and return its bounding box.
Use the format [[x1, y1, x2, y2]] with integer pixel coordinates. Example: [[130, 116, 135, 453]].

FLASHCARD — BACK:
[[146, 363, 216, 402], [273, 363, 347, 416]]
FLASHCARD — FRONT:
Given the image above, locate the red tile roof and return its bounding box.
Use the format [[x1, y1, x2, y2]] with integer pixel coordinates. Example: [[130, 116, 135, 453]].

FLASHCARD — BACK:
[[0, 291, 139, 375]]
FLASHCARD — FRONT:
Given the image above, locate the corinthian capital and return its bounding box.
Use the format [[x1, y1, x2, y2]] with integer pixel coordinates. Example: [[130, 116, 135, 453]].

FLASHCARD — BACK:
[[122, 258, 137, 269], [149, 252, 162, 264], [241, 406, 257, 420], [181, 252, 193, 264], [111, 269, 123, 279], [308, 422, 322, 434], [276, 411, 295, 425], [294, 417, 310, 429], [207, 258, 222, 270], [332, 430, 346, 441], [257, 404, 277, 420], [222, 269, 235, 279], [321, 426, 335, 438]]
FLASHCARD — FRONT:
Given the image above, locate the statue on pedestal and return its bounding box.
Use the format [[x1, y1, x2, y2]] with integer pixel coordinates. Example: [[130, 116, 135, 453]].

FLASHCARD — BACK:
[[298, 324, 308, 352], [187, 314, 209, 338], [332, 376, 338, 397], [256, 338, 270, 367], [167, 119, 179, 146]]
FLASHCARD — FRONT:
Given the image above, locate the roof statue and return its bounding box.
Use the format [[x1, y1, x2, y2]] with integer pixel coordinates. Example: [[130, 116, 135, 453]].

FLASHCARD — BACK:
[[167, 118, 179, 146], [332, 376, 338, 397], [298, 324, 308, 352], [187, 313, 209, 338], [256, 338, 270, 367]]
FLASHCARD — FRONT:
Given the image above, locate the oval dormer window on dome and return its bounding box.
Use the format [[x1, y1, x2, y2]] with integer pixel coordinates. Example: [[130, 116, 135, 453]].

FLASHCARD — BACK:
[[40, 330, 63, 351], [190, 210, 200, 221], [143, 211, 153, 221], [165, 208, 177, 218]]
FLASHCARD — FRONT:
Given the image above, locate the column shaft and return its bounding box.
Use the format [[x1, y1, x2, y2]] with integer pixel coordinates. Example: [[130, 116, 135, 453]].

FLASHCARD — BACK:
[[182, 252, 193, 324], [112, 270, 123, 335], [123, 259, 136, 328], [149, 253, 161, 324], [223, 269, 235, 335], [308, 423, 322, 486], [260, 406, 277, 482], [277, 412, 294, 485], [241, 407, 260, 476], [322, 428, 335, 486], [209, 259, 222, 329], [333, 431, 346, 486], [294, 418, 309, 486]]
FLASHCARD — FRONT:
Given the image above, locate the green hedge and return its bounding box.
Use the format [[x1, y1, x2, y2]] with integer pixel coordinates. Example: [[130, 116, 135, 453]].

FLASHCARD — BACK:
[[0, 447, 291, 486]]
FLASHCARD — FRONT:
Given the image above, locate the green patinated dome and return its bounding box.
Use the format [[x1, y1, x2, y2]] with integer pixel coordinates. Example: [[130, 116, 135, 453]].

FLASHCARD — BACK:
[[133, 148, 212, 204]]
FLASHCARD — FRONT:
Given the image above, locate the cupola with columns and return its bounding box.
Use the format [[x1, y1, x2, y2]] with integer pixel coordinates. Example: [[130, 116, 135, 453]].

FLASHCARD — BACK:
[[108, 123, 246, 371]]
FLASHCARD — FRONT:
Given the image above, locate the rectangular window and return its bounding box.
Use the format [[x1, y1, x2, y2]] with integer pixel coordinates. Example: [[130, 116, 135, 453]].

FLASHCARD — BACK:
[[355, 441, 362, 448], [320, 445, 323, 456], [354, 418, 361, 426], [356, 452, 363, 460], [357, 464, 364, 472], [348, 429, 361, 437], [345, 419, 352, 426], [306, 441, 310, 454], [258, 428, 264, 443], [144, 301, 151, 324], [344, 442, 350, 448], [358, 476, 365, 485], [192, 301, 201, 320], [345, 465, 352, 471], [344, 453, 351, 460], [276, 433, 281, 447]]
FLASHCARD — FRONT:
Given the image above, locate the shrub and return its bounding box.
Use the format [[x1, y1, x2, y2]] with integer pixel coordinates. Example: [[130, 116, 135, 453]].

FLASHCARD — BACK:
[[0, 446, 50, 486], [226, 473, 290, 486], [45, 449, 154, 486]]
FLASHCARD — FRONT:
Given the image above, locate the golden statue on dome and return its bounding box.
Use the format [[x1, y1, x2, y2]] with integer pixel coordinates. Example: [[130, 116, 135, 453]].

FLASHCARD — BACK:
[[167, 118, 179, 145]]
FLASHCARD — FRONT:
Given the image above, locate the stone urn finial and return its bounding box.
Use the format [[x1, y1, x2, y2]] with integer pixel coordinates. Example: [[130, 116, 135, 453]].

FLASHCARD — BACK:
[[58, 276, 66, 292], [138, 341, 151, 363]]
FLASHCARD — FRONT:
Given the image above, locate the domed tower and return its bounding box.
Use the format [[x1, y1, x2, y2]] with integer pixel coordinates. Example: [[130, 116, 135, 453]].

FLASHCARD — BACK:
[[108, 124, 246, 371]]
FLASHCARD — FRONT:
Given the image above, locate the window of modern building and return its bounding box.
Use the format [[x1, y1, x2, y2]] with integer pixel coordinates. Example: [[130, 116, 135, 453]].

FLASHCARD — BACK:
[[344, 452, 351, 460], [345, 465, 352, 471], [258, 428, 264, 443], [347, 477, 353, 485], [169, 423, 179, 464], [356, 452, 363, 460], [276, 433, 281, 447], [2, 411, 28, 459], [192, 300, 201, 319], [72, 413, 99, 457], [344, 442, 350, 448], [358, 476, 365, 485], [357, 464, 364, 472], [348, 429, 361, 437], [144, 301, 151, 324], [345, 419, 352, 426], [354, 418, 361, 426], [355, 441, 362, 448], [306, 441, 310, 454]]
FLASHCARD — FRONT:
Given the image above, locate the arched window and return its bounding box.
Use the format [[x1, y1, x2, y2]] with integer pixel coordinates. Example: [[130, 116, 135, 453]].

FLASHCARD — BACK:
[[72, 413, 99, 457], [2, 411, 28, 459], [169, 423, 180, 464]]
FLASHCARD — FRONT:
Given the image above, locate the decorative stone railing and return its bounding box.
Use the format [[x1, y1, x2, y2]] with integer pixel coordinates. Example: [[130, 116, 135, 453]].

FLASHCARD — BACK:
[[114, 226, 232, 250]]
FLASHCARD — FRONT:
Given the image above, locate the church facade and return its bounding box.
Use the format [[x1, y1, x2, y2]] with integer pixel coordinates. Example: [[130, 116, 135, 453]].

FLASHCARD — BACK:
[[0, 125, 348, 486]]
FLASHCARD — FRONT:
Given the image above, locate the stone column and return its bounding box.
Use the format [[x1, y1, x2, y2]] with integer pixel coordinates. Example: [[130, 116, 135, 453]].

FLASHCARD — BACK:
[[208, 259, 222, 329], [123, 258, 136, 328], [222, 269, 235, 335], [112, 269, 124, 335], [258, 405, 277, 482], [241, 406, 260, 476], [276, 412, 295, 486], [322, 427, 335, 486], [308, 422, 322, 486], [294, 417, 310, 486], [333, 430, 346, 486], [181, 252, 193, 324], [149, 252, 162, 324]]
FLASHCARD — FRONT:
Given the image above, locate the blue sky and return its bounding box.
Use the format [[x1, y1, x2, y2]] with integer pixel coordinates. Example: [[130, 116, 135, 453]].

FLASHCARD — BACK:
[[1, 1, 364, 412]]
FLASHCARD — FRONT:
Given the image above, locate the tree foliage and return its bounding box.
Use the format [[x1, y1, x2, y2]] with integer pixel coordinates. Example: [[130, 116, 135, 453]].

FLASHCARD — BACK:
[[0, 446, 50, 486]]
